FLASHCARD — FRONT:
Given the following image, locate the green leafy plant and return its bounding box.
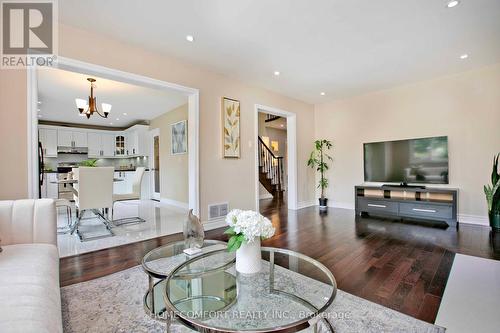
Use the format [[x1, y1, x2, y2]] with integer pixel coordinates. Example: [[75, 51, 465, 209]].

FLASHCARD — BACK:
[[224, 227, 245, 252], [79, 159, 98, 167], [484, 154, 500, 214], [307, 140, 333, 199]]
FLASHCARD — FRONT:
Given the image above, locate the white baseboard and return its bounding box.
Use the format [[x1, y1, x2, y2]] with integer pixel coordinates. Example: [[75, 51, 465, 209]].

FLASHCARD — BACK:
[[328, 201, 355, 210], [160, 198, 189, 209], [202, 217, 227, 231], [458, 214, 489, 226], [297, 200, 316, 209], [259, 193, 274, 200]]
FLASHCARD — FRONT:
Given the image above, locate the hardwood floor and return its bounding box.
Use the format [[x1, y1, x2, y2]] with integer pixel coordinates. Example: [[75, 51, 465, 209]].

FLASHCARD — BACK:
[[60, 197, 500, 324]]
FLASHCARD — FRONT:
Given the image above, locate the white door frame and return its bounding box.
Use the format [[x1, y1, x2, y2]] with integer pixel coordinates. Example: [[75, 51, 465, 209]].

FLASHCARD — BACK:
[[149, 128, 161, 201], [254, 104, 298, 210], [27, 57, 200, 215]]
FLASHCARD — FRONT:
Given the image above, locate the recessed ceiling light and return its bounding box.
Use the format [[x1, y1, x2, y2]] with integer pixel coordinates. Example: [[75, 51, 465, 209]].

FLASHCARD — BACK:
[[446, 0, 460, 8], [186, 35, 194, 42], [460, 54, 468, 59], [38, 115, 42, 118], [37, 108, 41, 112], [37, 101, 41, 105], [273, 71, 280, 76], [116, 118, 119, 121], [320, 92, 326, 96], [110, 122, 113, 125], [123, 113, 127, 116]]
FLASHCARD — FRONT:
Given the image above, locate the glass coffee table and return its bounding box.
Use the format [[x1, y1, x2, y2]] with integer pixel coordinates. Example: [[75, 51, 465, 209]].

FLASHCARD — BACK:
[[162, 247, 337, 333], [141, 240, 233, 319]]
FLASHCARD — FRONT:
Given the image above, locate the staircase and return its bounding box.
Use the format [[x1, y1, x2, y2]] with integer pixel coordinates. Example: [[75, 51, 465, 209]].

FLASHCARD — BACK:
[[258, 136, 284, 198]]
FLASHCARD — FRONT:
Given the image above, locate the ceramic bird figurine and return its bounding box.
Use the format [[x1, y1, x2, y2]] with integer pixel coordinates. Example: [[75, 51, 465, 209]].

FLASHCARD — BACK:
[[183, 209, 204, 250]]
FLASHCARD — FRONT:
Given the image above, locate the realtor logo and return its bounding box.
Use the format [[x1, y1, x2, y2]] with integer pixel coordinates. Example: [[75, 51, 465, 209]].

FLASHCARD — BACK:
[[1, 0, 57, 68]]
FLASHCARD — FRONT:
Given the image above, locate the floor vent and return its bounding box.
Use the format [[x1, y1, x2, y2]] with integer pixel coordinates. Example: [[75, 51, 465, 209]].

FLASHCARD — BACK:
[[208, 202, 229, 220]]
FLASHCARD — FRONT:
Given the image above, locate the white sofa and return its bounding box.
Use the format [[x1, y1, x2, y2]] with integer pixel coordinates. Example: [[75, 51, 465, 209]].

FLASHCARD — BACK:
[[0, 199, 62, 333]]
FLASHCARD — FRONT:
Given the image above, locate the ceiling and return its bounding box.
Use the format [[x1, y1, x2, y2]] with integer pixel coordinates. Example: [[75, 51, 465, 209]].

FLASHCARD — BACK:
[[37, 67, 188, 127], [59, 0, 500, 104]]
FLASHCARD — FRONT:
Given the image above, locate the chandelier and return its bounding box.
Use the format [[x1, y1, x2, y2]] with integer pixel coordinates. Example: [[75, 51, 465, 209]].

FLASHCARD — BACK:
[[75, 78, 112, 119]]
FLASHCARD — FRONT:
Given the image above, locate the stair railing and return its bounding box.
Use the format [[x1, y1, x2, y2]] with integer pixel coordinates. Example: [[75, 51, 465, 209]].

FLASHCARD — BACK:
[[258, 137, 284, 191]]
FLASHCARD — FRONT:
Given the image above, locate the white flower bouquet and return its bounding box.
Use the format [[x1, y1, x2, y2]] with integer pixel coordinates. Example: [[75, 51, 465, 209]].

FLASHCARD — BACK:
[[224, 209, 275, 252]]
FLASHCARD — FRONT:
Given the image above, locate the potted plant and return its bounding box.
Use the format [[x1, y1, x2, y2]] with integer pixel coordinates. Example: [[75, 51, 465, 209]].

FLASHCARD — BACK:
[[484, 154, 500, 230], [224, 209, 275, 274], [79, 159, 98, 167], [307, 139, 333, 209]]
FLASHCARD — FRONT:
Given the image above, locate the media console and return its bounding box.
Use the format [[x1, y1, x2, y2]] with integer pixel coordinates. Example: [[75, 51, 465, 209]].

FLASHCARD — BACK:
[[355, 185, 458, 227]]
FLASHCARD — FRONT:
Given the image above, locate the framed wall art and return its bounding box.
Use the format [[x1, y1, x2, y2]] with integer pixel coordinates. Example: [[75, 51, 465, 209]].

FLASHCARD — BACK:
[[171, 120, 187, 155], [222, 97, 240, 158]]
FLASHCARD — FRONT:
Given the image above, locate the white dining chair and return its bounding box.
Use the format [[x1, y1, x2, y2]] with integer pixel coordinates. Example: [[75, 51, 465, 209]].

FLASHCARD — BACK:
[[112, 167, 146, 225], [71, 167, 114, 241]]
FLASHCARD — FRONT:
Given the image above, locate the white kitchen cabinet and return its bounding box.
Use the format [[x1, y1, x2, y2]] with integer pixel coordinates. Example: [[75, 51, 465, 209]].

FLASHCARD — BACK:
[[57, 130, 73, 147], [102, 134, 115, 157], [114, 134, 126, 156], [58, 129, 88, 147], [39, 128, 57, 157], [73, 131, 87, 147], [87, 132, 101, 157], [88, 132, 115, 158], [125, 125, 149, 157], [126, 132, 138, 156]]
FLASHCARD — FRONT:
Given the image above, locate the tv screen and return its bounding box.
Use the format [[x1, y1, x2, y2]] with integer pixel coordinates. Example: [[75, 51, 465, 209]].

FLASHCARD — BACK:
[[364, 136, 449, 184]]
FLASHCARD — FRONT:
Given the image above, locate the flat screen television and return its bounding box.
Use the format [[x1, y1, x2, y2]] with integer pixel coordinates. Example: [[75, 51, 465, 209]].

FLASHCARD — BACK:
[[363, 136, 449, 184]]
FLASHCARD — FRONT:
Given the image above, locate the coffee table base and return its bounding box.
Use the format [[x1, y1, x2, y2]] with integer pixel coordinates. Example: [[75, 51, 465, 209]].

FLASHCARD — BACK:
[[144, 273, 237, 322]]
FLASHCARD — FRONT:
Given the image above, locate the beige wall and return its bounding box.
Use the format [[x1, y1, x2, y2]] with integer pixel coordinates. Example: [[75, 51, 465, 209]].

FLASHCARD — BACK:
[[314, 64, 500, 218], [0, 24, 316, 221], [150, 104, 189, 204], [0, 70, 28, 200]]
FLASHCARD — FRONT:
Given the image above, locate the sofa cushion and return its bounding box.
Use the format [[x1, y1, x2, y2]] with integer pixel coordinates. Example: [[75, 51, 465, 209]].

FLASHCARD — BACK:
[[0, 244, 62, 333]]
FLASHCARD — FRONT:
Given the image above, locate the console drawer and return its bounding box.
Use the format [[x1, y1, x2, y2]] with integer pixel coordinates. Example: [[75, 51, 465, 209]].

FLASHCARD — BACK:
[[399, 202, 453, 220], [358, 198, 398, 214]]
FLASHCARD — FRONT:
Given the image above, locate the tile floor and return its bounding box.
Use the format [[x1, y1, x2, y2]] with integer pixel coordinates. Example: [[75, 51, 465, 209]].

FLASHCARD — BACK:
[[57, 200, 188, 258]]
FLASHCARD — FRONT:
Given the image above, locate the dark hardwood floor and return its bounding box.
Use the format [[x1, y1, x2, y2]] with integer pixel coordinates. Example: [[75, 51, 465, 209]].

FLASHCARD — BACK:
[[60, 197, 500, 324]]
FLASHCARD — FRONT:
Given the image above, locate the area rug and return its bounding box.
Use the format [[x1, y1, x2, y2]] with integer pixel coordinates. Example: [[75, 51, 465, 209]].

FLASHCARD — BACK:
[[61, 265, 445, 333]]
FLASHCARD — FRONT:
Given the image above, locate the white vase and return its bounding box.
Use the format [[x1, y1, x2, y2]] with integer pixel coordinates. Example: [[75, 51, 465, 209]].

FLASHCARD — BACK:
[[235, 237, 262, 274]]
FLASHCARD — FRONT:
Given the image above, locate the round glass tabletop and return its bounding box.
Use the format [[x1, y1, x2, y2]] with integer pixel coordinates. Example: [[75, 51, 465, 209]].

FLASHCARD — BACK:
[[163, 247, 337, 333], [142, 239, 231, 279]]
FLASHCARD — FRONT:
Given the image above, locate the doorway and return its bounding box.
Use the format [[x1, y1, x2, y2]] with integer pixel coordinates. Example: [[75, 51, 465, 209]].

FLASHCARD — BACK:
[[254, 104, 298, 212], [257, 112, 288, 212], [27, 57, 200, 216]]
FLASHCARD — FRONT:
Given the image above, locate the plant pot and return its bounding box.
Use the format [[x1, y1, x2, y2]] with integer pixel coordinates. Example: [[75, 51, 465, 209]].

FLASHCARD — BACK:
[[236, 237, 262, 274], [319, 197, 328, 210], [489, 212, 500, 230]]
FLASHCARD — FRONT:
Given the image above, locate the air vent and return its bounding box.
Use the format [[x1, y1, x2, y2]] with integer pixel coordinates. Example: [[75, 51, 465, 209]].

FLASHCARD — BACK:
[[208, 202, 229, 220]]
